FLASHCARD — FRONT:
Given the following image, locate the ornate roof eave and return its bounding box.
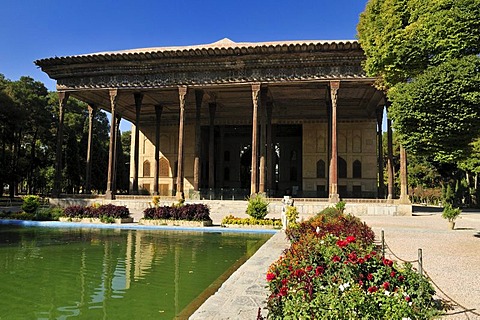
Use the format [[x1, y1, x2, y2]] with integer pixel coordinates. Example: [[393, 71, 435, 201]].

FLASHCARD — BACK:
[[35, 38, 362, 67]]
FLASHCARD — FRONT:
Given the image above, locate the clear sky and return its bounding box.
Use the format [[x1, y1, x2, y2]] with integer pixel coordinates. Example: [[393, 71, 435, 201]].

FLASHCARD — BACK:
[[0, 0, 369, 131]]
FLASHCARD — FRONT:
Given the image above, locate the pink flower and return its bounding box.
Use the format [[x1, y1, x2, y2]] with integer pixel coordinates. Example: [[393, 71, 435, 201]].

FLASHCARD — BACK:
[[405, 296, 411, 302]]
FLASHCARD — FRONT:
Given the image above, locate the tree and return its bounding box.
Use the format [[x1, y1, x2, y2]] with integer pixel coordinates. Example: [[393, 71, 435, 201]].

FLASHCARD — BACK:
[[388, 56, 480, 163]]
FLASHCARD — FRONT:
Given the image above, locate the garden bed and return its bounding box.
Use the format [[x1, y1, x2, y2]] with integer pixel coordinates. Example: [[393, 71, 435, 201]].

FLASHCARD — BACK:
[[59, 217, 134, 224], [138, 218, 212, 227], [221, 223, 281, 229]]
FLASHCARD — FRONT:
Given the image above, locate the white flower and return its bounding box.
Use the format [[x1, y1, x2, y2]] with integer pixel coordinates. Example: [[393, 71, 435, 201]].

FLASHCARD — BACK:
[[339, 282, 350, 292], [402, 318, 412, 320], [384, 290, 390, 296]]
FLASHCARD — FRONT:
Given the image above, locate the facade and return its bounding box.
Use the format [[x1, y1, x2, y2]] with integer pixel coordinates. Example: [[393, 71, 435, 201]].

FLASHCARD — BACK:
[[35, 38, 402, 201]]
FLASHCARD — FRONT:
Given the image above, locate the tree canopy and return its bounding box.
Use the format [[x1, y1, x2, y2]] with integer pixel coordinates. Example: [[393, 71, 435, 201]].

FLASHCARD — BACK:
[[358, 0, 480, 164]]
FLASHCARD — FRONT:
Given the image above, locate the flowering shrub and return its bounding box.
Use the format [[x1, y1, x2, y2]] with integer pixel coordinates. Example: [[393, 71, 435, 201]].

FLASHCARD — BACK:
[[221, 214, 282, 227], [266, 209, 439, 319], [63, 204, 131, 221], [142, 204, 211, 221]]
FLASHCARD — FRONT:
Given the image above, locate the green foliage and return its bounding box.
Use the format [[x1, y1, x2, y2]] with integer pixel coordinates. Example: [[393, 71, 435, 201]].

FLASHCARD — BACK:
[[266, 211, 439, 319], [335, 201, 346, 213], [285, 206, 299, 226], [442, 204, 461, 222], [358, 0, 480, 89], [442, 184, 455, 205], [388, 55, 480, 163], [246, 194, 268, 220], [21, 195, 40, 213]]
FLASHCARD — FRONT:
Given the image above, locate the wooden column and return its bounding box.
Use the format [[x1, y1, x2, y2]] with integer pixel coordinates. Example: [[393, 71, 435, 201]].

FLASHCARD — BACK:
[[111, 115, 121, 194], [208, 102, 216, 189], [176, 86, 187, 199], [52, 91, 69, 197], [266, 102, 273, 195], [386, 107, 395, 200], [376, 107, 385, 198], [85, 104, 96, 194], [259, 87, 268, 194], [105, 89, 118, 200], [153, 105, 163, 195], [400, 146, 410, 203], [219, 126, 225, 188], [193, 90, 203, 192], [328, 81, 340, 202], [132, 93, 143, 194], [250, 83, 261, 195]]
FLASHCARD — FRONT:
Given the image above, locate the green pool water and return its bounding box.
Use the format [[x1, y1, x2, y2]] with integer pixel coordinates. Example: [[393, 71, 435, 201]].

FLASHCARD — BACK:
[[0, 225, 271, 319]]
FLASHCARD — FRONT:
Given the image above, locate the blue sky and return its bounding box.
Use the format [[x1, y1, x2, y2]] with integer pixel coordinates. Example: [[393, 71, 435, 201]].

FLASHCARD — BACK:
[[1, 0, 369, 131]]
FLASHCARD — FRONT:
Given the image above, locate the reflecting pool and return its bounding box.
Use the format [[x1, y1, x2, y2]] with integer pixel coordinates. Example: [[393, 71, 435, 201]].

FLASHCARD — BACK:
[[0, 225, 271, 319]]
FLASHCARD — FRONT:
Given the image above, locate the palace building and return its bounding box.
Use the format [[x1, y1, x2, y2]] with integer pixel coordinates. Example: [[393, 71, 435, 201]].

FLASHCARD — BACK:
[[35, 38, 404, 202]]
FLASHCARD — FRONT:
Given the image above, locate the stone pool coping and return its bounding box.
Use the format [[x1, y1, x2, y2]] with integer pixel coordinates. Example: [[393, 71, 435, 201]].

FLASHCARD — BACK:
[[0, 219, 278, 234]]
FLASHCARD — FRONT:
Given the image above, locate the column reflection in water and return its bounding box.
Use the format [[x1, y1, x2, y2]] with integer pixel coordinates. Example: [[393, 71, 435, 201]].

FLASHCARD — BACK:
[[0, 226, 270, 319]]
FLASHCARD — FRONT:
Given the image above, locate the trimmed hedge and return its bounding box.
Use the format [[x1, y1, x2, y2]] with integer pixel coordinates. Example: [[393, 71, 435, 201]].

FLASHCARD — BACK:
[[143, 203, 211, 221], [63, 204, 130, 219]]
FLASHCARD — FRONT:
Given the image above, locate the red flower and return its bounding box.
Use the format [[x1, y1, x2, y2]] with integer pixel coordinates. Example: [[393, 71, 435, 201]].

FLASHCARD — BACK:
[[367, 273, 374, 281], [281, 278, 288, 286], [358, 258, 365, 264], [306, 265, 313, 272], [315, 266, 325, 276], [346, 235, 356, 243], [294, 268, 305, 278], [383, 258, 394, 267], [364, 254, 371, 260], [368, 286, 378, 293], [332, 255, 341, 262], [266, 272, 276, 281], [370, 251, 377, 256], [398, 275, 405, 282], [278, 286, 288, 297], [348, 252, 358, 263], [405, 296, 411, 302], [358, 280, 364, 286], [390, 271, 396, 277], [383, 282, 390, 290], [336, 240, 348, 248]]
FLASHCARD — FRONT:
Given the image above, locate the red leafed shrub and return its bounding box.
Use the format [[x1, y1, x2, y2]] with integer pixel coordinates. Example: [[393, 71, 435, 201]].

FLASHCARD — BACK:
[[63, 204, 130, 219], [142, 203, 211, 221]]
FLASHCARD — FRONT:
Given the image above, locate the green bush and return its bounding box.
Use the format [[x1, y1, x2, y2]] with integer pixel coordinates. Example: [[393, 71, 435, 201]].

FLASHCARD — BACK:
[[21, 195, 40, 214], [246, 194, 268, 220], [285, 206, 299, 226], [442, 204, 461, 222]]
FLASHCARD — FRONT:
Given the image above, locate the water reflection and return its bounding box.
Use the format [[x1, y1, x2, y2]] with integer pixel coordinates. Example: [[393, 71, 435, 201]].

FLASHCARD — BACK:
[[0, 226, 270, 319]]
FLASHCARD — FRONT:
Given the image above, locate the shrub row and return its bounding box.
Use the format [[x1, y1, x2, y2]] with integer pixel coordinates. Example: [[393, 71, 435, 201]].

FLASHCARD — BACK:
[[63, 204, 130, 219], [1, 207, 64, 221], [221, 214, 282, 227], [143, 203, 211, 221], [265, 207, 439, 319]]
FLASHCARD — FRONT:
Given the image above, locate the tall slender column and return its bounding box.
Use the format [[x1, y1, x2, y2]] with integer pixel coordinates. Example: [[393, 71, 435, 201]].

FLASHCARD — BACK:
[[259, 87, 268, 194], [52, 91, 69, 197], [112, 116, 121, 194], [251, 83, 261, 195], [85, 104, 96, 194], [386, 106, 394, 200], [266, 102, 273, 195], [153, 105, 163, 195], [329, 81, 340, 202], [219, 126, 225, 188], [105, 89, 118, 200], [400, 146, 410, 203], [376, 107, 385, 198], [208, 102, 216, 189], [132, 93, 143, 194], [193, 90, 203, 192], [176, 86, 187, 199]]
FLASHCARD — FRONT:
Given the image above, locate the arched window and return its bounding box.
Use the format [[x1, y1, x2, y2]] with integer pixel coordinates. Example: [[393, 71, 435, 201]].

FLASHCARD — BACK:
[[338, 157, 347, 178], [353, 160, 362, 178], [316, 160, 326, 178], [143, 160, 151, 177], [159, 157, 169, 177]]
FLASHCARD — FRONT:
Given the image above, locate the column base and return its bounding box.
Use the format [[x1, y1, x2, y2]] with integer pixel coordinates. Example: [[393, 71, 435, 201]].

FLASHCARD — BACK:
[[399, 195, 411, 204], [329, 193, 340, 203], [176, 191, 185, 200], [105, 191, 115, 200]]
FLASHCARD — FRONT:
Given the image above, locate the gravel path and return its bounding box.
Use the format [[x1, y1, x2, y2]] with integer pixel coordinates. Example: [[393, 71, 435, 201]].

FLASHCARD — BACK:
[[360, 213, 480, 319]]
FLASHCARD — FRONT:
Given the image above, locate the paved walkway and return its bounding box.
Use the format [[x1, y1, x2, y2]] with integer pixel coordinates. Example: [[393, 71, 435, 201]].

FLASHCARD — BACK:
[[190, 231, 289, 319], [189, 212, 480, 319]]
